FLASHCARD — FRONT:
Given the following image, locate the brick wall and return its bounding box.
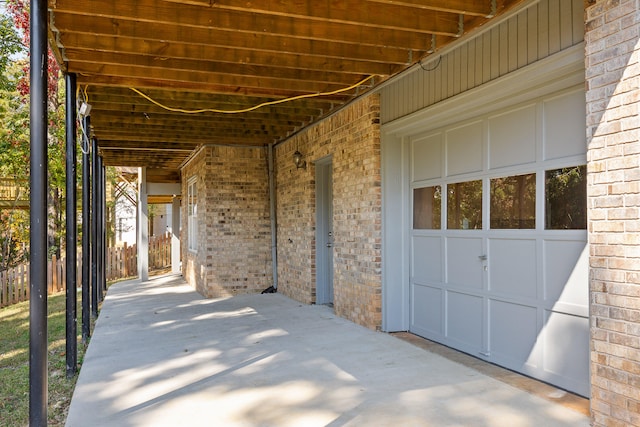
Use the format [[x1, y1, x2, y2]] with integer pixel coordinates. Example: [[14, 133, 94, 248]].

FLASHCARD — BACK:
[[182, 148, 207, 295], [182, 145, 273, 298], [586, 1, 640, 426], [275, 94, 382, 330]]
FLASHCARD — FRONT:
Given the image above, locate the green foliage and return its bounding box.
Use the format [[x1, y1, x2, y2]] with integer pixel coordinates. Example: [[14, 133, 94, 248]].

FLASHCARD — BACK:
[[545, 166, 587, 229], [0, 61, 30, 269], [0, 12, 24, 92], [0, 62, 29, 178]]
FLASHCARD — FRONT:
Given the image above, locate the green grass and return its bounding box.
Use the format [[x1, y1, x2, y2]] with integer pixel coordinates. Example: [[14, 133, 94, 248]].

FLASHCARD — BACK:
[[0, 293, 90, 426]]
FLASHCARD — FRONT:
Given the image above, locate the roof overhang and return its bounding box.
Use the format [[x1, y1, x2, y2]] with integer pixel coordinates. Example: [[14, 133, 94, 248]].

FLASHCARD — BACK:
[[48, 0, 527, 182]]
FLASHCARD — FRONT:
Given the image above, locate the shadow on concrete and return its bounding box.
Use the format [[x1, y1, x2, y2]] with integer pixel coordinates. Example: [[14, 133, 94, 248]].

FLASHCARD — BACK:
[[66, 274, 589, 427]]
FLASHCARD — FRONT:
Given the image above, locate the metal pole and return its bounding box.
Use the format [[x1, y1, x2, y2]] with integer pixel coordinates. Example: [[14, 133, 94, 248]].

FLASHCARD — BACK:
[[91, 137, 99, 317], [81, 116, 91, 341], [102, 163, 107, 293], [65, 73, 78, 378], [29, 0, 48, 424], [96, 155, 103, 302]]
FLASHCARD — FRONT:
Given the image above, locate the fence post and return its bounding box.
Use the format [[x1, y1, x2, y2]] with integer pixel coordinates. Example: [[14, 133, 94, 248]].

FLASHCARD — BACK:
[[123, 243, 128, 278], [20, 264, 26, 302], [51, 255, 57, 294], [9, 267, 15, 304], [1, 269, 5, 307]]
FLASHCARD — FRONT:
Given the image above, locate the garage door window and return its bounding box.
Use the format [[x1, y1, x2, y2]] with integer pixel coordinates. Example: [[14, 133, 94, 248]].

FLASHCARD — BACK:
[[413, 186, 441, 229], [447, 180, 482, 229], [490, 173, 536, 229], [545, 165, 587, 230]]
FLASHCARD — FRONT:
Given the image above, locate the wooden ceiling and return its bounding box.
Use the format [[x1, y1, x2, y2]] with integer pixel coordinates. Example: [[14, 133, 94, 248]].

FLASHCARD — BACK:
[[48, 0, 523, 182]]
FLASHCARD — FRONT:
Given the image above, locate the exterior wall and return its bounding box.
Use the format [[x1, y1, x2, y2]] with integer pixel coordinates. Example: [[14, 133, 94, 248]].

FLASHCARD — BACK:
[[586, 1, 640, 426], [275, 95, 383, 330], [181, 146, 273, 298], [182, 148, 207, 295], [380, 0, 585, 123]]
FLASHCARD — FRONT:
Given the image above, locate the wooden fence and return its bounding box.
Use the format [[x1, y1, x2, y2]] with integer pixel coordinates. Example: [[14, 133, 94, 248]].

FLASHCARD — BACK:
[[0, 233, 173, 308], [106, 233, 172, 281], [106, 243, 137, 282], [0, 255, 78, 308]]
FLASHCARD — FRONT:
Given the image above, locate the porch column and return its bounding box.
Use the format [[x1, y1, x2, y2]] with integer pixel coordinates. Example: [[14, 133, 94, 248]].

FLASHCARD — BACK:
[[64, 72, 77, 378], [91, 137, 98, 317], [137, 167, 149, 281], [29, 0, 48, 423], [81, 116, 91, 341], [171, 196, 181, 274], [585, 2, 640, 426]]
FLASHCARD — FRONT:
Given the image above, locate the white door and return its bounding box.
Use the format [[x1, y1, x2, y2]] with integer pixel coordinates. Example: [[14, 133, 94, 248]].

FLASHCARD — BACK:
[[409, 88, 590, 396]]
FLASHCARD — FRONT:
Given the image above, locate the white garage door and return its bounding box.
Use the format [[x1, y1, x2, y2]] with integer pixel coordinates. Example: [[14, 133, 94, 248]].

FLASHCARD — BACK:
[[409, 87, 589, 396]]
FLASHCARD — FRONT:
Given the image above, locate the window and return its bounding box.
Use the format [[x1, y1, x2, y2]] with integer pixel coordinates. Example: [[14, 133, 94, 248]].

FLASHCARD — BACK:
[[490, 173, 536, 229], [447, 180, 482, 229], [545, 166, 587, 230], [187, 177, 198, 251], [413, 186, 441, 229]]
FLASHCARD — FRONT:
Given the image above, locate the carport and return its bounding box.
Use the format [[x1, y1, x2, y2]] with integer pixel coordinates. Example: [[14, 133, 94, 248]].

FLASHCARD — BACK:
[[25, 1, 640, 426]]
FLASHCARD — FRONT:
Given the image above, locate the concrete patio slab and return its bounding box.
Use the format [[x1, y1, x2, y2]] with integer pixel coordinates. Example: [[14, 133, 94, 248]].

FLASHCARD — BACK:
[[66, 274, 590, 427]]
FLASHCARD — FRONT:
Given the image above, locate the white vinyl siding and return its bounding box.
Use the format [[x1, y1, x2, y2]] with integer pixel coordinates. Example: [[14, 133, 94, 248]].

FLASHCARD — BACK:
[[379, 0, 585, 124]]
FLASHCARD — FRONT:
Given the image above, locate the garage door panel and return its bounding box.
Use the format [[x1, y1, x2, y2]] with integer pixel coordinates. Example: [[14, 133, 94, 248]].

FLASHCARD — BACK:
[[446, 121, 483, 176], [446, 237, 483, 290], [544, 239, 588, 309], [412, 236, 442, 283], [542, 310, 590, 396], [488, 239, 537, 299], [447, 291, 483, 351], [543, 90, 586, 160], [489, 300, 539, 370], [488, 104, 537, 169], [411, 284, 443, 337], [412, 133, 443, 182]]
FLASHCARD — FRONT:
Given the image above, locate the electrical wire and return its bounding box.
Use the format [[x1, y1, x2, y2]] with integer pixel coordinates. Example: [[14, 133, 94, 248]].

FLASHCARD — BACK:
[[76, 84, 91, 155], [419, 55, 442, 72], [128, 75, 377, 114]]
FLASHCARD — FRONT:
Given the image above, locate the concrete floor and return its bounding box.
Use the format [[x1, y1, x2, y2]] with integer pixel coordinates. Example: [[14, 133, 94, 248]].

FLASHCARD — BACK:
[[66, 274, 590, 427]]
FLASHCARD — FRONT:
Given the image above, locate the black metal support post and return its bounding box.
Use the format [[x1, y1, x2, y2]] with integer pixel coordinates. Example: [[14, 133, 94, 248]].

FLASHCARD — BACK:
[[91, 137, 99, 317], [102, 161, 107, 293], [96, 155, 103, 303], [81, 115, 91, 342], [65, 73, 78, 378], [29, 0, 48, 424]]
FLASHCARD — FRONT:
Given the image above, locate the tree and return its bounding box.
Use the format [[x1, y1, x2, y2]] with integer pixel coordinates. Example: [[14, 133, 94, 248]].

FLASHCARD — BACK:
[[0, 0, 67, 268], [0, 9, 24, 91], [0, 19, 29, 270]]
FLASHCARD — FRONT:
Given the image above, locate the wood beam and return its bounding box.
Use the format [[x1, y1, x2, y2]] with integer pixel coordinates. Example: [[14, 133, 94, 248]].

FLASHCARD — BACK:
[[52, 14, 416, 65], [74, 69, 376, 99], [365, 0, 501, 17], [50, 2, 455, 50], [58, 33, 399, 76], [64, 49, 367, 87], [160, 0, 464, 33]]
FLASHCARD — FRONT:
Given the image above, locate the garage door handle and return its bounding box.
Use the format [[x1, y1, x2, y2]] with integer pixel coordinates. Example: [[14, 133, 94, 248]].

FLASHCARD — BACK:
[[478, 255, 487, 261]]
